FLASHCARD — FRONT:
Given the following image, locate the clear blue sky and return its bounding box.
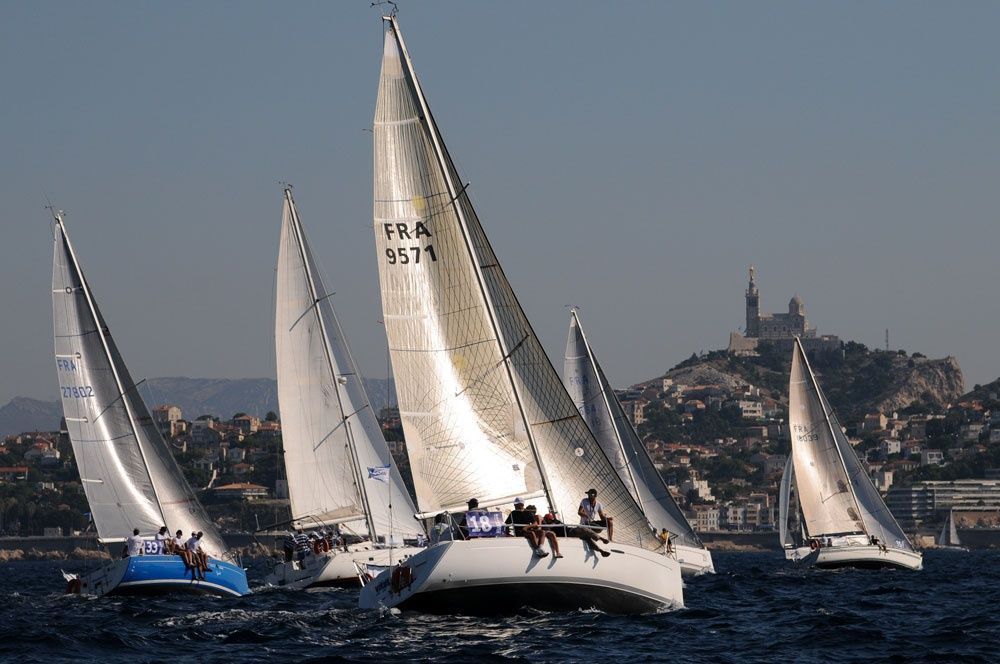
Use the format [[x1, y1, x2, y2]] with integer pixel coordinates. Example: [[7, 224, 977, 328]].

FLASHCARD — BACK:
[[2, 1, 998, 405]]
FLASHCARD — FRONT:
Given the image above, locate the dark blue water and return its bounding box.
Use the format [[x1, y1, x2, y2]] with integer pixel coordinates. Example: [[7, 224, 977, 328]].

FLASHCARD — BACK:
[[0, 551, 995, 663]]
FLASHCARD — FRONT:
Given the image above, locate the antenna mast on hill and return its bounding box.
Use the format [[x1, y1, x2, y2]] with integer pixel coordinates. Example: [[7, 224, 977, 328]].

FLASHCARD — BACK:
[[885, 328, 890, 352]]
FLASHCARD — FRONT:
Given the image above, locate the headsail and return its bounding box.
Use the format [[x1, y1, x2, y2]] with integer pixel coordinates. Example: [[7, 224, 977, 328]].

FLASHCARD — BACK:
[[816, 385, 914, 551], [563, 311, 701, 547], [51, 212, 225, 557], [275, 189, 423, 541], [373, 17, 656, 549], [778, 456, 796, 548], [789, 338, 865, 538]]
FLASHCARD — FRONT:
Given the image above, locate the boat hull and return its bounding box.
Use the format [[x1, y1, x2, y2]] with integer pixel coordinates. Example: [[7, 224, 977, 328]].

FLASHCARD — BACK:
[[358, 537, 683, 615], [265, 543, 425, 589], [797, 545, 922, 571], [70, 555, 249, 597], [676, 544, 714, 576]]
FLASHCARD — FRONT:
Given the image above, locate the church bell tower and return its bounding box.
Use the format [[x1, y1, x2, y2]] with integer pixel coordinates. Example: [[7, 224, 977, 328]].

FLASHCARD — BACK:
[[745, 265, 760, 337]]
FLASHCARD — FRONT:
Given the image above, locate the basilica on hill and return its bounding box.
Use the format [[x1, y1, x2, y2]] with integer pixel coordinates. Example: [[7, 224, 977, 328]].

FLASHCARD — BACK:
[[728, 266, 840, 355]]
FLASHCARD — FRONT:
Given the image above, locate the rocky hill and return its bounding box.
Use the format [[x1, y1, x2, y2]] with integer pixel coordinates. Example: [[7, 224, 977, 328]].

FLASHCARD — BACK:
[[644, 340, 965, 421], [0, 377, 395, 436]]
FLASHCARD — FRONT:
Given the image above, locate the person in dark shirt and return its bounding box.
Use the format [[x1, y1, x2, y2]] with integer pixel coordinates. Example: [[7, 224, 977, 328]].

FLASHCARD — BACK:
[[504, 498, 548, 557], [457, 498, 479, 540], [527, 505, 562, 558]]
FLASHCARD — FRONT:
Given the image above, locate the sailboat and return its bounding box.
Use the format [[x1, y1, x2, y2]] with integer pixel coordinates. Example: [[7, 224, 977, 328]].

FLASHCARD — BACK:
[[358, 15, 683, 614], [50, 209, 249, 597], [783, 338, 922, 570], [265, 187, 427, 589], [936, 509, 968, 551], [777, 456, 810, 560], [563, 310, 714, 575]]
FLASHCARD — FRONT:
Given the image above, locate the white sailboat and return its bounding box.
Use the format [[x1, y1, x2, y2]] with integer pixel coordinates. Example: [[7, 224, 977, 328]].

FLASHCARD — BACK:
[[935, 509, 968, 551], [777, 456, 811, 560], [358, 15, 683, 614], [265, 187, 427, 589], [51, 209, 249, 597], [563, 310, 714, 575], [785, 338, 922, 570]]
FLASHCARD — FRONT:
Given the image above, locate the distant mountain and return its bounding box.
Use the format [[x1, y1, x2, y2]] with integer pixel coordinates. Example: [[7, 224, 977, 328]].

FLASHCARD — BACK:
[[0, 397, 63, 435], [0, 377, 396, 436]]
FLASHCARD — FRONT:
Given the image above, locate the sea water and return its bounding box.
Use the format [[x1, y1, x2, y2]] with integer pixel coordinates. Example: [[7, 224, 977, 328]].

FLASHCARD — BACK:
[[0, 551, 995, 663]]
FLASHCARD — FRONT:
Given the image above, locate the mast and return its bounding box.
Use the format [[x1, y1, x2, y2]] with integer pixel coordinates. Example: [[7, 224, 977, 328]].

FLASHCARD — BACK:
[[795, 338, 867, 536], [283, 187, 378, 540], [383, 16, 558, 516], [51, 209, 166, 527], [572, 310, 643, 508]]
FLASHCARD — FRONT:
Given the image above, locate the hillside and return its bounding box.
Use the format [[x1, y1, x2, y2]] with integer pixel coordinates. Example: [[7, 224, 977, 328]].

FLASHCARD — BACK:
[[647, 340, 965, 421], [0, 377, 395, 436]]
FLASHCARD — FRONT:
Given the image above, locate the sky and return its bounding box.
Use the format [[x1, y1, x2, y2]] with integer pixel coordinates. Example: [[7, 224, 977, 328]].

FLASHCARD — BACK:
[[1, 1, 998, 406]]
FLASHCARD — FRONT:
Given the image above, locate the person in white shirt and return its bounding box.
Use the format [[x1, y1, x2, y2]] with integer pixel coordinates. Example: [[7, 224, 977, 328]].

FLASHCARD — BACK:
[[153, 526, 168, 555], [123, 528, 144, 558], [184, 531, 208, 579], [577, 488, 614, 542]]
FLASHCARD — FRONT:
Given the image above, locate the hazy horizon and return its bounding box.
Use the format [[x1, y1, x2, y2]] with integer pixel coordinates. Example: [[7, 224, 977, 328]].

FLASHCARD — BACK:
[[2, 2, 998, 405]]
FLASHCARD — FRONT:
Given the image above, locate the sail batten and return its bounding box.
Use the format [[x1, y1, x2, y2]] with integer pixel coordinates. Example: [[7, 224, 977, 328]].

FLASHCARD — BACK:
[[51, 214, 225, 557], [275, 189, 423, 541], [374, 18, 657, 549]]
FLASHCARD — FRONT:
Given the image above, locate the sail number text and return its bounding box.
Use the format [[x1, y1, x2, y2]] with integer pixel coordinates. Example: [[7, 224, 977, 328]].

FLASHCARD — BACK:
[[792, 424, 818, 442], [61, 385, 95, 399], [383, 222, 437, 266]]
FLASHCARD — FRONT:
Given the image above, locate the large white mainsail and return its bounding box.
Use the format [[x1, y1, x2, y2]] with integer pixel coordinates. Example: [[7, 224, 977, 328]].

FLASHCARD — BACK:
[[51, 211, 226, 557], [275, 188, 423, 542], [563, 311, 702, 548], [373, 18, 656, 550]]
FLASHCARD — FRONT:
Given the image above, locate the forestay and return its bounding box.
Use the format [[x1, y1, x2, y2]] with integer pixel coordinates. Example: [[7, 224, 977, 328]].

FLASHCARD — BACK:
[[789, 339, 865, 538], [51, 214, 225, 557], [563, 311, 701, 548], [373, 18, 656, 550], [275, 190, 423, 541]]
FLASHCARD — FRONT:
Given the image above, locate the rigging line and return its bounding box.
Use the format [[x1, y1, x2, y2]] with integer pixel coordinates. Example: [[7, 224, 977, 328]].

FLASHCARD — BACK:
[[287, 291, 337, 332], [90, 378, 148, 424]]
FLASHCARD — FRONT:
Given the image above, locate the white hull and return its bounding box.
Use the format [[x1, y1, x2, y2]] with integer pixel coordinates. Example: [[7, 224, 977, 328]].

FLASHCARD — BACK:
[[359, 537, 683, 615], [792, 545, 922, 570], [265, 542, 424, 589], [675, 544, 715, 576]]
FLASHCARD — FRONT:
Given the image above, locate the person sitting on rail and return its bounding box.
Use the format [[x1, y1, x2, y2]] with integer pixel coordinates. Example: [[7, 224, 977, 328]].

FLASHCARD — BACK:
[[544, 511, 611, 557], [578, 488, 614, 541], [187, 531, 210, 578], [504, 498, 547, 557], [526, 504, 562, 559]]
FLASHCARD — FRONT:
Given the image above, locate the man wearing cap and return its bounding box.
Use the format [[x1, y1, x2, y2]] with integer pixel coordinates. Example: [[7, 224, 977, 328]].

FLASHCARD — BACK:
[[456, 498, 479, 540], [578, 488, 614, 541], [505, 498, 548, 557]]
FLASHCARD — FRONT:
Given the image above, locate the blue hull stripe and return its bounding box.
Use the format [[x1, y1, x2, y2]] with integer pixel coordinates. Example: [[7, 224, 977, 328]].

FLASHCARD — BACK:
[[111, 555, 250, 596]]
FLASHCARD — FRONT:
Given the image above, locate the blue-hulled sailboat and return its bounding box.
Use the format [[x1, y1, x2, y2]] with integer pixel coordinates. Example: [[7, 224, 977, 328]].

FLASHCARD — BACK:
[[50, 208, 249, 597]]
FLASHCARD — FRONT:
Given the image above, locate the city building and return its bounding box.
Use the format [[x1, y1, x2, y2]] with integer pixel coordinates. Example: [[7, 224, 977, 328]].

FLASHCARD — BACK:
[[886, 479, 1000, 526]]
